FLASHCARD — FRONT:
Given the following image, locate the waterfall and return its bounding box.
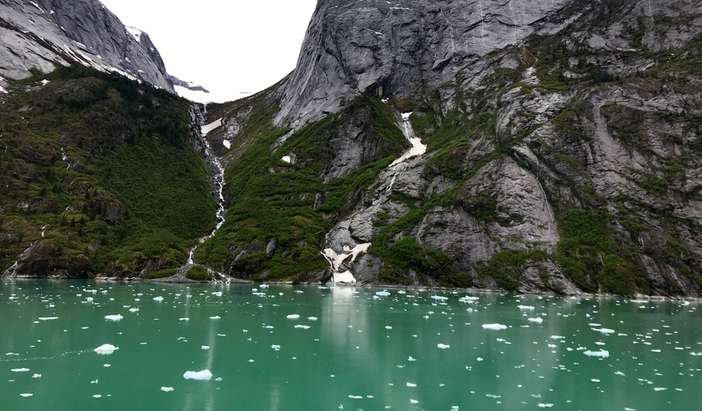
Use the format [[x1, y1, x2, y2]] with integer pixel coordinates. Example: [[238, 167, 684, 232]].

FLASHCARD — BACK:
[[321, 112, 426, 285], [182, 109, 230, 283]]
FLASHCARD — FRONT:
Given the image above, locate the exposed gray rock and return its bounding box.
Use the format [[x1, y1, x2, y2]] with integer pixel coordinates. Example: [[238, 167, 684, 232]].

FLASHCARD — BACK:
[[275, 0, 571, 127], [0, 0, 173, 90]]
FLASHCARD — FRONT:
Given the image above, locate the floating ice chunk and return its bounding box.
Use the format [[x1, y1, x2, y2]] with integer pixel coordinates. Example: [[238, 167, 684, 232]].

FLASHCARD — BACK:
[[38, 317, 59, 321], [271, 345, 281, 351], [294, 325, 311, 330], [592, 327, 615, 335], [528, 317, 544, 324], [482, 323, 508, 331], [691, 352, 702, 357], [183, 370, 212, 381], [286, 314, 300, 320], [408, 356, 416, 362], [209, 316, 221, 320], [537, 404, 554, 408], [201, 346, 210, 350], [375, 290, 391, 297], [406, 382, 417, 388], [459, 296, 479, 303], [32, 373, 42, 379], [11, 368, 30, 372], [584, 349, 610, 358], [431, 295, 448, 301], [19, 393, 33, 398], [129, 308, 139, 313], [307, 316, 318, 321], [517, 305, 535, 311], [94, 344, 119, 355], [153, 296, 164, 303], [437, 343, 451, 350], [104, 314, 123, 322], [160, 387, 175, 392]]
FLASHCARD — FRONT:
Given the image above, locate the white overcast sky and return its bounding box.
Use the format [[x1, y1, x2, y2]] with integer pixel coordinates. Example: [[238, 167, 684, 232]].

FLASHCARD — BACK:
[[100, 0, 317, 103]]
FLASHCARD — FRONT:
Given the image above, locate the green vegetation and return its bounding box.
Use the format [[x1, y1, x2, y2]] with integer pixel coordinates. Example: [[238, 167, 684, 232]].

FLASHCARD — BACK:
[[478, 250, 548, 291], [0, 66, 216, 276], [554, 209, 643, 295], [196, 96, 408, 281], [186, 266, 212, 281]]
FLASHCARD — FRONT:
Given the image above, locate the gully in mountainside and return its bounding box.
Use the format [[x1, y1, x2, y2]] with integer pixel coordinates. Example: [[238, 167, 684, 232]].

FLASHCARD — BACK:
[[321, 112, 426, 286]]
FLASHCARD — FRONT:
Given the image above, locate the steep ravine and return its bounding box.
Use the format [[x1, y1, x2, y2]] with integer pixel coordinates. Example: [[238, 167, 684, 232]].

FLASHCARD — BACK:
[[322, 112, 426, 285], [179, 108, 231, 282]]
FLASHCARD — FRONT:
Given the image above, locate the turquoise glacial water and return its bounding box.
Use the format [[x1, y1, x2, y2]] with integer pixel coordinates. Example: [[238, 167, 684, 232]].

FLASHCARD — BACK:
[[1, 281, 701, 410]]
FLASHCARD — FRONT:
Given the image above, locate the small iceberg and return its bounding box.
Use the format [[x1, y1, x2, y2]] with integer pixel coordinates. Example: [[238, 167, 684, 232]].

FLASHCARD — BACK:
[[94, 344, 119, 355], [183, 370, 213, 381], [482, 323, 508, 331]]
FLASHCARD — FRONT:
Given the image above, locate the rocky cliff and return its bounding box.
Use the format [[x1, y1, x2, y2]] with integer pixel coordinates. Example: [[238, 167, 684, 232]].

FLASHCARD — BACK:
[[195, 0, 702, 297], [0, 0, 173, 90]]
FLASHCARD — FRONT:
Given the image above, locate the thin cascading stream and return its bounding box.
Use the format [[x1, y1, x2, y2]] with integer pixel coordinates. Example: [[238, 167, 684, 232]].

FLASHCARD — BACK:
[[184, 105, 229, 283]]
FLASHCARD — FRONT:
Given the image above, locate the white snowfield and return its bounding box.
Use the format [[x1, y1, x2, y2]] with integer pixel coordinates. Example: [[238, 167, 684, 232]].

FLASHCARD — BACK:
[[201, 119, 223, 136], [390, 112, 426, 167], [321, 243, 372, 285]]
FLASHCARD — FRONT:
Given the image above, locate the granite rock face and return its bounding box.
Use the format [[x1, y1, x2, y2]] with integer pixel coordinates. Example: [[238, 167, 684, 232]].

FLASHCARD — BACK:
[[195, 0, 702, 296], [0, 0, 173, 90], [275, 0, 572, 127]]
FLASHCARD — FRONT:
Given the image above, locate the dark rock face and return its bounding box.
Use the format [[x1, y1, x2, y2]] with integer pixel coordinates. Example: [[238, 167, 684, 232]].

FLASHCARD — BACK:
[[0, 0, 173, 90]]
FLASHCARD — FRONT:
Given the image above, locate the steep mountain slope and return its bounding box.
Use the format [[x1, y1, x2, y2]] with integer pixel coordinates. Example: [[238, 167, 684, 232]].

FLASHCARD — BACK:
[[198, 0, 702, 296], [0, 67, 217, 278], [0, 0, 172, 90]]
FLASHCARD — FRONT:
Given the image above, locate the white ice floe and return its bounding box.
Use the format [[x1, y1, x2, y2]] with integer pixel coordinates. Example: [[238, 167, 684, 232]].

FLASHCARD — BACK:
[[11, 368, 30, 373], [437, 343, 451, 350], [160, 386, 175, 392], [584, 349, 610, 358], [104, 314, 123, 322], [271, 345, 281, 351], [183, 369, 213, 381], [537, 404, 554, 408], [286, 314, 301, 320], [482, 323, 508, 331], [459, 296, 479, 304], [19, 393, 33, 398], [592, 327, 615, 335], [375, 290, 391, 297], [94, 344, 119, 355], [517, 305, 535, 311], [153, 296, 164, 303], [38, 317, 59, 321], [201, 119, 223, 136], [528, 317, 544, 324]]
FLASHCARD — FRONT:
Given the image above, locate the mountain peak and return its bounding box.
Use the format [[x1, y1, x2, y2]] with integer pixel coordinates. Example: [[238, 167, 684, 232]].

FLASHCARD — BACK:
[[0, 0, 173, 90]]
